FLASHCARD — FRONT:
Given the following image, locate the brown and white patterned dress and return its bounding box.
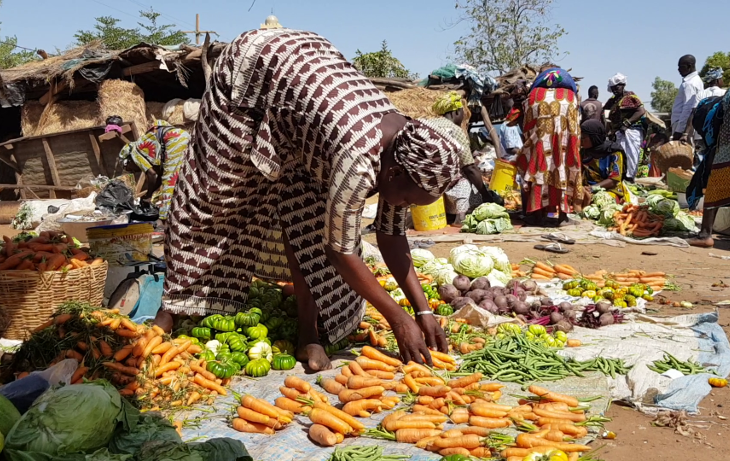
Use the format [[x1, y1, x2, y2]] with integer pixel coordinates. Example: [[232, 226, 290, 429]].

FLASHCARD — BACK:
[[163, 29, 410, 344]]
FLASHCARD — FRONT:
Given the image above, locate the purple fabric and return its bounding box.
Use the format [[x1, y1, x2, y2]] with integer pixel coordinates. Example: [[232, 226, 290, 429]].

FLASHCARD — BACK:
[[105, 124, 123, 134]]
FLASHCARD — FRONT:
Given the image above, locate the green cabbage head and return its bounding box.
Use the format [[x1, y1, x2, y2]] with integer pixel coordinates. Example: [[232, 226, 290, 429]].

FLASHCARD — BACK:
[[452, 250, 494, 278]]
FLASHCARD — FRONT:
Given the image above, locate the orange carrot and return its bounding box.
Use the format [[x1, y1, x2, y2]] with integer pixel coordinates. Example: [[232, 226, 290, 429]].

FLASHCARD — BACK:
[[383, 419, 437, 431], [450, 407, 470, 424], [65, 349, 84, 362], [237, 406, 274, 426], [469, 416, 511, 428], [284, 375, 311, 393], [342, 399, 383, 417], [103, 362, 139, 376], [98, 340, 113, 358], [319, 377, 345, 395], [439, 448, 472, 456], [346, 375, 383, 389], [275, 397, 307, 414], [412, 405, 446, 416], [404, 373, 420, 393], [366, 369, 396, 380], [241, 395, 282, 420], [71, 366, 88, 383], [348, 360, 371, 377], [447, 372, 483, 388], [115, 329, 139, 338], [454, 425, 491, 437], [151, 341, 173, 355], [338, 386, 385, 403], [418, 385, 451, 397], [355, 356, 395, 372], [160, 340, 190, 366], [312, 402, 366, 432], [470, 406, 508, 418], [142, 336, 163, 358], [194, 373, 227, 396], [515, 434, 591, 452], [528, 387, 580, 407], [309, 424, 338, 446], [187, 391, 202, 406], [309, 408, 352, 435], [361, 345, 403, 367], [232, 418, 274, 435], [434, 433, 482, 449], [154, 362, 181, 377], [532, 408, 585, 423], [396, 429, 442, 444]]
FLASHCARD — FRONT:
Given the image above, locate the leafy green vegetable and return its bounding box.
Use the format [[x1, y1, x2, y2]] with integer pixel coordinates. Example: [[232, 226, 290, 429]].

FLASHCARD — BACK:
[[108, 414, 180, 456], [472, 203, 509, 221], [410, 249, 435, 267], [582, 204, 600, 220], [451, 249, 494, 278], [134, 438, 252, 461]]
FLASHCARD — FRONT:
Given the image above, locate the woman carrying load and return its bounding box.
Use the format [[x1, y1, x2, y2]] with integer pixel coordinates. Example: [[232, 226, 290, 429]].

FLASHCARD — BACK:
[[160, 29, 461, 371], [514, 66, 583, 227], [604, 73, 646, 181]]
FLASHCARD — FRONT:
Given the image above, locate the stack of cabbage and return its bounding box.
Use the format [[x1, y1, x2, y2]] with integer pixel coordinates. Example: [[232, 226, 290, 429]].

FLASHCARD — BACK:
[[411, 244, 512, 287], [644, 194, 696, 232], [460, 203, 513, 235], [581, 190, 623, 226]]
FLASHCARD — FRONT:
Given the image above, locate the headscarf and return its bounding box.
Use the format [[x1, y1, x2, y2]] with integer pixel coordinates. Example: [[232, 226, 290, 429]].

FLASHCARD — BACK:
[[704, 68, 724, 83], [432, 91, 463, 116], [391, 119, 461, 197], [506, 106, 522, 124], [607, 73, 627, 92], [105, 115, 123, 134], [581, 119, 623, 159]]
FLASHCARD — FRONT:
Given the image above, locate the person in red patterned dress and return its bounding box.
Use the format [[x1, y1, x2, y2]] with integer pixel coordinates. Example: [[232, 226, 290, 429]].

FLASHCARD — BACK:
[[159, 29, 461, 371]]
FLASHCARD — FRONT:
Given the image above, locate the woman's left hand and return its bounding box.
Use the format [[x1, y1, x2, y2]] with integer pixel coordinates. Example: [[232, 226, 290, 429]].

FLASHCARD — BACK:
[[416, 314, 448, 352]]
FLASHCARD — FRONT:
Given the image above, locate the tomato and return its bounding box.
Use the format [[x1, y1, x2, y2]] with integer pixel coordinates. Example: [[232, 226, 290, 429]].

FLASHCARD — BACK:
[[528, 325, 546, 336], [191, 327, 212, 340], [709, 377, 728, 388], [272, 340, 295, 356], [264, 317, 284, 333], [214, 316, 237, 332], [545, 449, 569, 461], [246, 324, 269, 340], [235, 308, 262, 328], [207, 359, 239, 379], [230, 351, 250, 367], [435, 304, 454, 316], [227, 334, 248, 352], [272, 353, 297, 370], [200, 314, 223, 329], [198, 349, 215, 362], [245, 358, 271, 377]]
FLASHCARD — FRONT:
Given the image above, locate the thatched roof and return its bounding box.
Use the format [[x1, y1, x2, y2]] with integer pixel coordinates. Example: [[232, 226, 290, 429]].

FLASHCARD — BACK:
[[0, 41, 226, 106]]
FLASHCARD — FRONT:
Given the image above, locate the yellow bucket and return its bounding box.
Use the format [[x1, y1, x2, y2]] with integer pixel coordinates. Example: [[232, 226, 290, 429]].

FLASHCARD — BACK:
[[411, 197, 447, 231], [489, 159, 518, 194]]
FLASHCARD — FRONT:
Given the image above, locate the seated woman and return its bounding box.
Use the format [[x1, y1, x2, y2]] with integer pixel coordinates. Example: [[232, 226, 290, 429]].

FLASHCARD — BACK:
[[576, 119, 629, 211]]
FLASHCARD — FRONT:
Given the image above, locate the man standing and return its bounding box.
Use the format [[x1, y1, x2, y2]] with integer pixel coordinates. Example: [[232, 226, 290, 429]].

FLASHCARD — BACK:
[[672, 55, 704, 141], [580, 86, 604, 123]]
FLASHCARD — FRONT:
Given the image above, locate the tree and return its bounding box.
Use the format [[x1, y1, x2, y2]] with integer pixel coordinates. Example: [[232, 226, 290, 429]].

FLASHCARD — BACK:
[[352, 41, 416, 80], [0, 0, 38, 69], [700, 51, 730, 84], [453, 0, 567, 74], [75, 9, 190, 50], [650, 77, 678, 113]]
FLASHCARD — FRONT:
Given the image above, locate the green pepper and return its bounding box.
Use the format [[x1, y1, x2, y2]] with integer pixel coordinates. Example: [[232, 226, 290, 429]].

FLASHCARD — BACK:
[[207, 359, 239, 379], [217, 344, 230, 355], [230, 351, 250, 367], [216, 351, 233, 362], [191, 327, 212, 340], [262, 290, 283, 307], [554, 331, 568, 342], [614, 299, 628, 308], [435, 304, 454, 316], [198, 349, 215, 362], [235, 308, 262, 327], [645, 286, 654, 295], [562, 280, 579, 290], [228, 334, 248, 352], [628, 285, 645, 298], [248, 286, 261, 299], [246, 324, 269, 340], [245, 358, 271, 377], [272, 353, 297, 370], [642, 294, 654, 301], [272, 340, 295, 355]]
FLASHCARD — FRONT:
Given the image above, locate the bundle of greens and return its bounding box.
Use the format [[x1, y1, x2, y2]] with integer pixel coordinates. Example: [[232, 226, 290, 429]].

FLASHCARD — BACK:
[[461, 203, 513, 235]]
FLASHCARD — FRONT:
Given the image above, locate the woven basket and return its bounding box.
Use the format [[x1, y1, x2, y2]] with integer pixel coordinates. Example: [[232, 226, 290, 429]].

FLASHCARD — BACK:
[[653, 141, 694, 174], [0, 262, 108, 340]]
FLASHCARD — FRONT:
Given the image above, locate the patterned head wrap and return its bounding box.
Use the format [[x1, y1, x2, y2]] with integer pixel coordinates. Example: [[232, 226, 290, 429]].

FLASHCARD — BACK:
[[607, 73, 627, 92], [391, 119, 461, 197], [506, 106, 522, 124], [704, 68, 724, 83], [432, 91, 464, 116]]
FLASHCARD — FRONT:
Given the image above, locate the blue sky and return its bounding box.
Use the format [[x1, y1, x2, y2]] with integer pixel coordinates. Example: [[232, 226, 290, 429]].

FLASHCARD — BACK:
[[1, 0, 728, 109]]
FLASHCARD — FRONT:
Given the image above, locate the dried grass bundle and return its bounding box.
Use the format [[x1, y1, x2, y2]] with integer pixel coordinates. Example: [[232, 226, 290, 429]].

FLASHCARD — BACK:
[[98, 79, 148, 135], [22, 100, 100, 136], [385, 87, 449, 120]]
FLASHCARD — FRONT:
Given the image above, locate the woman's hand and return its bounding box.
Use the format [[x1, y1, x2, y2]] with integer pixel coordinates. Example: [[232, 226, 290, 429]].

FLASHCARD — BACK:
[[390, 313, 436, 366], [416, 313, 448, 352]]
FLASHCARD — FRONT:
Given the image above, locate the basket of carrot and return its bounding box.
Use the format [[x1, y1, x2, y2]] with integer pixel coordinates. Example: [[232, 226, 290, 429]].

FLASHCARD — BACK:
[[0, 232, 108, 339]]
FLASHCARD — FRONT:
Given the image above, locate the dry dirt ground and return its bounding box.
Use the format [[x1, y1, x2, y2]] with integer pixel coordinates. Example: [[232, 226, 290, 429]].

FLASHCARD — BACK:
[[407, 237, 730, 460], [4, 220, 730, 459]]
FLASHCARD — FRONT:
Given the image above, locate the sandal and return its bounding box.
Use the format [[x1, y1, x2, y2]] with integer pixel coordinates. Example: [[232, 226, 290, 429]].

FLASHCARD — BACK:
[[541, 232, 575, 245], [534, 243, 570, 254]]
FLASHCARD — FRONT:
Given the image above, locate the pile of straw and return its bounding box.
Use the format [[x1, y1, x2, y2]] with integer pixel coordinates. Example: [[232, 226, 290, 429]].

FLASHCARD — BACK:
[[98, 79, 148, 135], [145, 101, 166, 125], [385, 88, 448, 120], [21, 101, 100, 137]]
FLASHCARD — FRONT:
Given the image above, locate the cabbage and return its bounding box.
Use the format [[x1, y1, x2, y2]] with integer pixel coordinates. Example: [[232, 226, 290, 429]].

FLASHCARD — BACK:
[[487, 269, 512, 287], [419, 260, 443, 277], [598, 205, 622, 226], [650, 198, 680, 217], [437, 258, 448, 264], [461, 214, 479, 233], [582, 205, 600, 220], [592, 190, 616, 209], [472, 203, 509, 221], [663, 212, 697, 232], [433, 265, 459, 286], [449, 245, 479, 264], [475, 220, 496, 235], [390, 288, 406, 303], [5, 381, 132, 456], [480, 246, 512, 274], [410, 249, 435, 268], [452, 250, 494, 278]]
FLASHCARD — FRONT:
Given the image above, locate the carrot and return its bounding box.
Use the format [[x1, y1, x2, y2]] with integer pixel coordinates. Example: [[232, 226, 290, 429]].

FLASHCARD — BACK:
[[160, 340, 190, 366], [404, 373, 420, 393], [276, 397, 307, 414], [194, 373, 227, 396], [412, 405, 445, 416], [116, 329, 139, 338], [403, 361, 432, 376], [154, 362, 181, 377], [542, 424, 588, 438], [426, 349, 455, 365], [394, 383, 409, 394], [342, 399, 383, 417], [515, 434, 591, 452], [534, 261, 554, 272], [361, 345, 403, 367], [309, 423, 338, 446], [395, 428, 442, 444], [334, 374, 349, 386], [232, 418, 274, 435], [528, 385, 580, 407], [447, 372, 483, 388], [0, 252, 31, 270], [533, 408, 585, 423], [384, 419, 437, 431], [400, 414, 449, 424], [239, 395, 281, 420], [312, 401, 366, 432], [71, 366, 89, 383], [554, 265, 577, 275], [450, 407, 470, 424], [470, 447, 491, 458], [380, 396, 400, 409], [90, 258, 105, 266], [338, 386, 385, 403], [415, 376, 445, 386], [65, 349, 84, 362], [456, 426, 491, 437], [142, 336, 163, 358], [418, 385, 451, 397], [284, 375, 311, 393], [309, 408, 352, 435], [532, 267, 557, 278], [531, 274, 551, 280], [355, 356, 395, 372], [470, 406, 508, 418], [32, 318, 54, 333], [347, 375, 383, 389], [469, 416, 511, 428], [348, 360, 371, 377], [103, 362, 139, 376], [433, 433, 482, 450], [151, 341, 173, 355], [98, 340, 113, 358], [237, 406, 274, 426]]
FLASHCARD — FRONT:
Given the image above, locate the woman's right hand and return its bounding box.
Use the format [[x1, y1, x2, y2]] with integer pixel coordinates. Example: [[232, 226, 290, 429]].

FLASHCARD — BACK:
[[389, 312, 434, 366]]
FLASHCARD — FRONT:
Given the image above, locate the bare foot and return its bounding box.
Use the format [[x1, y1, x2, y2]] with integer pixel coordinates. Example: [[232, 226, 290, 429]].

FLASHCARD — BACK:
[[687, 236, 714, 248], [296, 343, 332, 371]]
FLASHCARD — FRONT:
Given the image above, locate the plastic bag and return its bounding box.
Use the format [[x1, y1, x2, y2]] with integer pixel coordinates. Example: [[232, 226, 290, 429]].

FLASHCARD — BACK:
[[0, 357, 76, 415], [96, 181, 135, 214]]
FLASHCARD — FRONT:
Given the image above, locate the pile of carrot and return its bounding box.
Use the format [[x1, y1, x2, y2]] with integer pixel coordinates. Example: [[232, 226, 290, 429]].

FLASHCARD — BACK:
[[22, 306, 222, 411], [348, 320, 389, 348], [232, 394, 294, 435], [511, 263, 527, 279], [608, 204, 664, 237], [530, 262, 579, 281], [1, 232, 103, 272], [581, 269, 667, 292]]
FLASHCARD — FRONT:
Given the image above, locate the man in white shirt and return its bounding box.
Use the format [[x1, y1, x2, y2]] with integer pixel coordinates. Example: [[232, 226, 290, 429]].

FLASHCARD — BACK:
[[702, 68, 726, 99], [671, 55, 705, 141]]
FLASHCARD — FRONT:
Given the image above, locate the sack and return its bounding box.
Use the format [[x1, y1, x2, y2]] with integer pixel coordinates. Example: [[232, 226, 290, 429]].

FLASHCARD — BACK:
[[693, 96, 724, 147], [96, 181, 135, 214]]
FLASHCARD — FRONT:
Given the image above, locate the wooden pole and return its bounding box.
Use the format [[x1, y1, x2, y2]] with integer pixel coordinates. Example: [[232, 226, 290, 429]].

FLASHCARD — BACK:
[[182, 14, 217, 46]]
